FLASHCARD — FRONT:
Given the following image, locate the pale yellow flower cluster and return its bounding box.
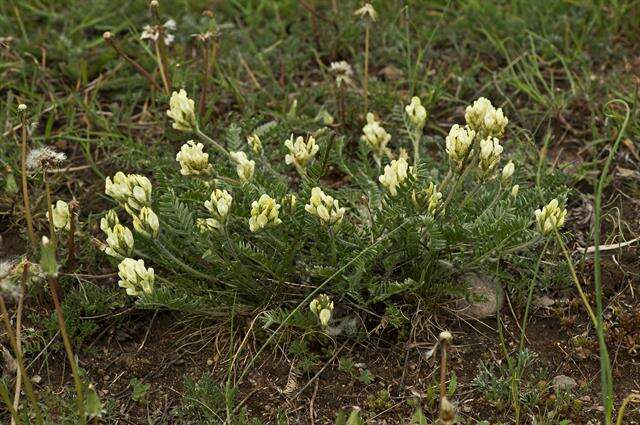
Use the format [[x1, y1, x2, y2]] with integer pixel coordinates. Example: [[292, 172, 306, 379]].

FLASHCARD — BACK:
[[534, 199, 567, 235], [100, 211, 134, 259], [117, 258, 154, 297], [310, 293, 334, 328], [285, 134, 319, 171], [105, 172, 152, 214], [249, 194, 282, 232], [203, 189, 233, 231], [465, 97, 508, 139], [166, 89, 196, 132], [445, 124, 476, 171], [379, 157, 411, 196], [176, 140, 212, 176], [229, 151, 255, 182], [305, 187, 346, 226], [361, 113, 391, 160]]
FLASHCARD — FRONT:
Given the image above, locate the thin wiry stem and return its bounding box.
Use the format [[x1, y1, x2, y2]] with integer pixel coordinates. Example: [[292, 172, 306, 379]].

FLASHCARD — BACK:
[[48, 276, 86, 425], [103, 33, 161, 91], [363, 24, 370, 115], [594, 99, 630, 424], [19, 113, 37, 248], [0, 297, 45, 425], [11, 263, 29, 425], [0, 380, 21, 425]]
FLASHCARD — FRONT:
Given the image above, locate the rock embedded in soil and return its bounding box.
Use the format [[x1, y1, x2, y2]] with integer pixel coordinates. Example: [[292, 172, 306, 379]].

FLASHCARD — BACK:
[[455, 272, 503, 318], [552, 374, 577, 392]]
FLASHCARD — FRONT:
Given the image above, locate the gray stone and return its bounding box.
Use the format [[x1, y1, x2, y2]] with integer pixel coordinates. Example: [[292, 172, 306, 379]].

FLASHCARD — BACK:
[[455, 273, 503, 318], [552, 375, 577, 392]]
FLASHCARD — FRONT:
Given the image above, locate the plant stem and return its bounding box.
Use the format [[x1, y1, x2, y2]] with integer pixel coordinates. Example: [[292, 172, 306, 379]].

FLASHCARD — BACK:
[[67, 200, 77, 267], [363, 24, 370, 115], [195, 127, 230, 157], [48, 276, 86, 425], [0, 381, 21, 425], [43, 174, 56, 248], [154, 40, 171, 95], [593, 99, 630, 423], [19, 113, 37, 248], [198, 38, 213, 118], [103, 33, 161, 91], [0, 297, 45, 425], [11, 263, 29, 425]]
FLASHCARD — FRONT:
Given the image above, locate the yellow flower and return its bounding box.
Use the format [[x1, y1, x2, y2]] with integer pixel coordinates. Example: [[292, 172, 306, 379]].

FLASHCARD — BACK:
[[310, 294, 334, 328], [284, 134, 319, 171], [534, 199, 567, 235], [166, 89, 196, 132], [249, 194, 282, 232], [133, 207, 160, 238], [361, 113, 391, 160], [176, 140, 212, 176], [511, 184, 519, 198], [354, 3, 377, 21], [445, 124, 475, 171], [246, 134, 262, 154], [305, 187, 346, 226], [379, 157, 410, 196], [105, 172, 152, 214], [405, 96, 427, 128], [204, 189, 232, 230], [47, 200, 71, 231], [478, 137, 503, 176], [229, 151, 255, 181], [464, 97, 508, 139], [117, 258, 154, 297], [104, 224, 134, 258]]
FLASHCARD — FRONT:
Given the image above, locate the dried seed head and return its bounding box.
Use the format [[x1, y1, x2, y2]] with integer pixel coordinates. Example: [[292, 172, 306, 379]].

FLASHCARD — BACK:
[[439, 331, 453, 344], [26, 147, 67, 171], [439, 396, 456, 424]]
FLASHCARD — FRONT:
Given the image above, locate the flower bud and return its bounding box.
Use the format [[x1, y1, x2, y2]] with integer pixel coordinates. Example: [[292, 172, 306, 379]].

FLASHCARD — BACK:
[[47, 200, 71, 231], [502, 160, 515, 181], [246, 134, 262, 154], [133, 207, 160, 238], [405, 96, 427, 128], [229, 151, 255, 181], [104, 224, 134, 258], [511, 184, 519, 198]]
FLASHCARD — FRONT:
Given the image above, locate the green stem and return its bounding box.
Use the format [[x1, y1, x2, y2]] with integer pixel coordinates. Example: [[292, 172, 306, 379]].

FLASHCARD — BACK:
[[0, 381, 21, 425], [593, 100, 630, 424], [195, 127, 230, 157], [49, 277, 86, 425]]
